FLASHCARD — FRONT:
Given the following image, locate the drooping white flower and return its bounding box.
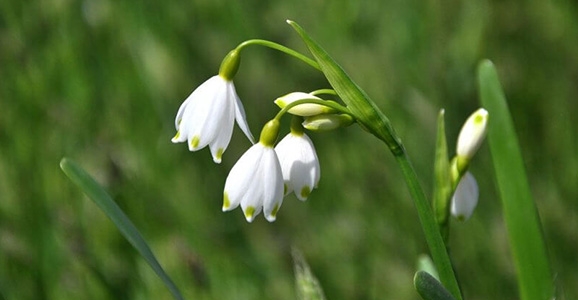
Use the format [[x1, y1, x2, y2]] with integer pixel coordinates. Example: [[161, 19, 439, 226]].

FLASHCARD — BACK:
[[171, 75, 254, 163], [451, 172, 479, 221], [274, 132, 320, 201], [274, 92, 332, 116], [456, 108, 489, 159], [223, 120, 284, 222]]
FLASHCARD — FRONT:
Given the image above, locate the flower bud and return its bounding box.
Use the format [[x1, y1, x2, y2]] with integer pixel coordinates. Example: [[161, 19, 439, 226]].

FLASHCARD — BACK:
[[451, 172, 479, 221], [302, 114, 354, 131], [274, 92, 333, 116], [456, 108, 489, 159]]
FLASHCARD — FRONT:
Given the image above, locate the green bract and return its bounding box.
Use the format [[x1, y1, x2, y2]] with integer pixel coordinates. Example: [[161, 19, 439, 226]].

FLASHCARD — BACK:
[[287, 20, 403, 155]]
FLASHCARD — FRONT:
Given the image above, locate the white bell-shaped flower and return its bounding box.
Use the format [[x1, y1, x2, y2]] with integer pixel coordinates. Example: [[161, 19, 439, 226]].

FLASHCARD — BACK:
[[223, 120, 284, 222], [451, 172, 479, 221], [171, 75, 254, 163], [274, 132, 320, 201]]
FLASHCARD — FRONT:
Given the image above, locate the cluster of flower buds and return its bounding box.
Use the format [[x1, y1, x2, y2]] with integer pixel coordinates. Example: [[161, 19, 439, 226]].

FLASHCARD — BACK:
[[450, 108, 489, 221], [172, 48, 353, 222]]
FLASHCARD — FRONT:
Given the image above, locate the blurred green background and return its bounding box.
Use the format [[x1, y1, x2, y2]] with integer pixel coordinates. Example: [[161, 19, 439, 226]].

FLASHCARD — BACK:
[[1, 0, 577, 299]]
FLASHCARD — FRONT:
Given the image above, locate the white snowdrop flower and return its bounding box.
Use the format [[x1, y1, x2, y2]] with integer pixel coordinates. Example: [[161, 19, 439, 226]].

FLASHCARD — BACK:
[[451, 172, 479, 221], [275, 131, 320, 201], [223, 120, 284, 222], [456, 108, 489, 160], [274, 92, 332, 116], [171, 75, 254, 163]]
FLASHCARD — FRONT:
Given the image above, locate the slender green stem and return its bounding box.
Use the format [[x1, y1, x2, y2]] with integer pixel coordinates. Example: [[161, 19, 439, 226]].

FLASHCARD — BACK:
[[288, 20, 461, 298], [309, 89, 337, 96], [394, 150, 462, 300], [273, 98, 352, 121], [237, 39, 320, 71]]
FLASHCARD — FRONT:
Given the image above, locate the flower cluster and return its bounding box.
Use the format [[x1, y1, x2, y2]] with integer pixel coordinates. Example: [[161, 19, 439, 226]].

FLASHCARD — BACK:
[[171, 53, 346, 221], [170, 36, 487, 225]]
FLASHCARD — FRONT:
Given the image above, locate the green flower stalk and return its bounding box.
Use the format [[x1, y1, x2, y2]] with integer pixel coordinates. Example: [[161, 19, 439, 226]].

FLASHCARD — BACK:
[[287, 20, 462, 299]]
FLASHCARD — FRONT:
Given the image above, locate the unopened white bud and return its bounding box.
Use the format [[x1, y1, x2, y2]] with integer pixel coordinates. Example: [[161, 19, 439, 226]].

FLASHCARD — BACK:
[[302, 114, 354, 131], [274, 92, 332, 116], [456, 108, 489, 159]]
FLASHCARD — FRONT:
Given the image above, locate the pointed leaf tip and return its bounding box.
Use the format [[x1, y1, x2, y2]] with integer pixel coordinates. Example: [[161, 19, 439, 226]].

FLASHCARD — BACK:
[[414, 271, 457, 300]]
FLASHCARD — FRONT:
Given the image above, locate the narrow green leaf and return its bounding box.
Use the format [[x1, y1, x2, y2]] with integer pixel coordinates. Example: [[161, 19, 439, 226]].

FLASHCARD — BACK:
[[478, 60, 554, 300], [288, 20, 462, 300], [432, 109, 452, 243], [60, 158, 184, 300], [292, 248, 326, 300], [414, 271, 457, 300]]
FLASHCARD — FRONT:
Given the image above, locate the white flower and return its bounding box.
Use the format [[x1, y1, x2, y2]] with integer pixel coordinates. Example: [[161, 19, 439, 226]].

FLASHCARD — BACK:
[[171, 75, 254, 163], [223, 142, 284, 222], [274, 132, 320, 201], [274, 92, 331, 116], [456, 108, 489, 159], [451, 172, 479, 221]]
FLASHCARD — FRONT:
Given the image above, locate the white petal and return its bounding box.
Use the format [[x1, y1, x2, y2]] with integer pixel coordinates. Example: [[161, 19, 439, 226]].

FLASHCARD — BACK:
[[230, 82, 255, 144], [187, 77, 230, 151], [239, 156, 267, 222], [290, 135, 320, 200], [223, 144, 264, 212], [274, 133, 320, 201], [172, 95, 193, 143], [261, 148, 284, 222], [274, 135, 296, 195], [174, 96, 191, 130], [451, 172, 479, 221], [208, 88, 236, 163]]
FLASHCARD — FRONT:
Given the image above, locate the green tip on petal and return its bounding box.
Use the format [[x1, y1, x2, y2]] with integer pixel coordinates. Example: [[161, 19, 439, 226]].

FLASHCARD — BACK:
[[190, 136, 200, 149], [216, 148, 224, 161], [244, 206, 256, 222], [222, 193, 231, 210], [172, 131, 181, 141], [300, 186, 311, 199], [284, 183, 288, 195], [270, 204, 280, 219], [474, 113, 485, 124]]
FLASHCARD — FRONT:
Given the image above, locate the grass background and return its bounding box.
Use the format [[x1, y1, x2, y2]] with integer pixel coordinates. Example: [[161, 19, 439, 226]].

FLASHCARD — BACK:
[[1, 0, 577, 299]]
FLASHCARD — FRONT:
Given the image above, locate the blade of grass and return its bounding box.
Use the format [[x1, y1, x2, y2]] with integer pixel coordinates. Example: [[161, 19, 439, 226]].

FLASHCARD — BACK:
[[60, 157, 184, 300], [292, 248, 326, 300], [478, 60, 553, 300]]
